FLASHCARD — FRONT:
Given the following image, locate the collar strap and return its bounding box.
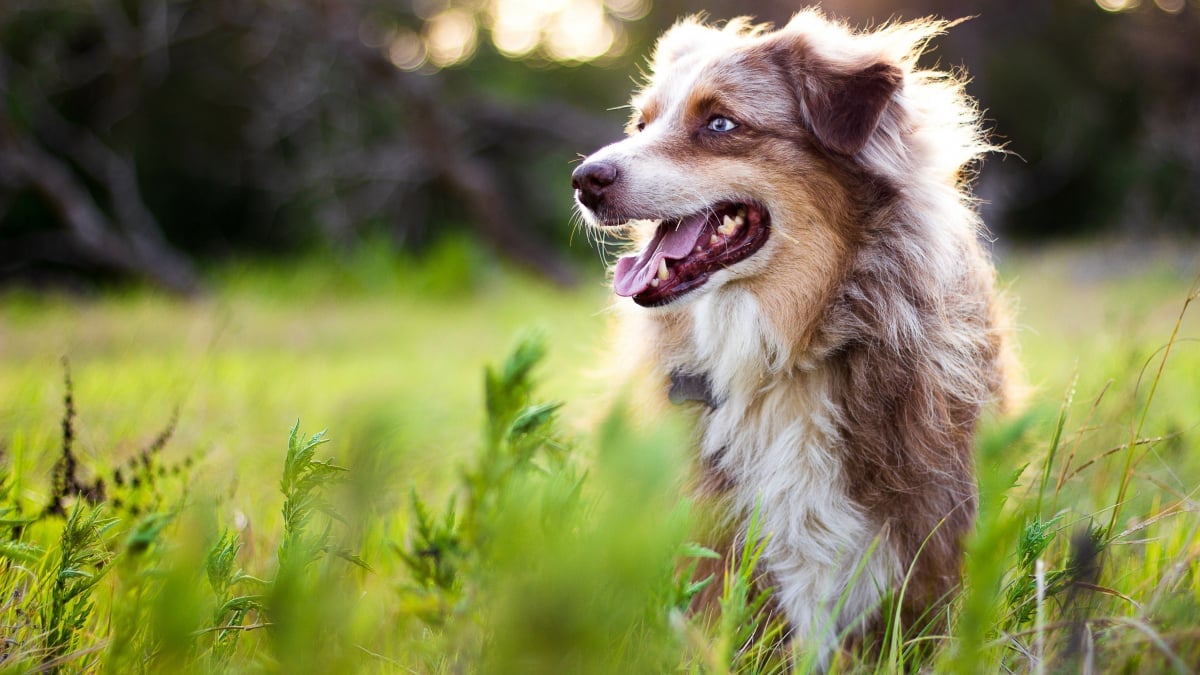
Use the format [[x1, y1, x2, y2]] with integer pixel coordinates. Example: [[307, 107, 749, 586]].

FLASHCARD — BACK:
[[669, 371, 721, 409]]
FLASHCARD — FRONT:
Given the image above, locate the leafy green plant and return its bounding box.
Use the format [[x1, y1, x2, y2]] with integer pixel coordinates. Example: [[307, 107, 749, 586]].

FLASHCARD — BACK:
[[0, 269, 1197, 674], [105, 511, 177, 672], [394, 335, 577, 649], [41, 502, 117, 668], [202, 529, 265, 667], [0, 458, 39, 565], [277, 424, 357, 573], [712, 507, 786, 675], [265, 424, 370, 673]]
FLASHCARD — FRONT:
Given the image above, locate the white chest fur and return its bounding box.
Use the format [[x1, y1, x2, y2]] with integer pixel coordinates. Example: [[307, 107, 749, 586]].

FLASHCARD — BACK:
[[684, 290, 902, 654]]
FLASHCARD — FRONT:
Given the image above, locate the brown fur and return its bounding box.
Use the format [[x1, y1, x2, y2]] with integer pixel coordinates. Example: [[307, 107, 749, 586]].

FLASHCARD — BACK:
[[575, 9, 1019, 661]]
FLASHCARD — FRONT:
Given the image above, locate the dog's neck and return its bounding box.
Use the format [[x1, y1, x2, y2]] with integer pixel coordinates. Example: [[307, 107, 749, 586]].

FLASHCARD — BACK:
[[659, 287, 822, 410], [668, 370, 720, 408]]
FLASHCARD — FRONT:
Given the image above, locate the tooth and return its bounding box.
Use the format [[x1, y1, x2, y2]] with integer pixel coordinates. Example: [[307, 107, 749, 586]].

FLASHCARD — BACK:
[[657, 259, 670, 280], [710, 235, 720, 245], [736, 207, 746, 218], [650, 278, 660, 288], [734, 215, 745, 226], [695, 245, 703, 253]]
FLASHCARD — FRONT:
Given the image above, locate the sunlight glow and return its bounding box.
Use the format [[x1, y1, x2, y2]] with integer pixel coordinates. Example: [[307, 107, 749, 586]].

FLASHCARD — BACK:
[[546, 0, 614, 62], [605, 0, 649, 20], [387, 29, 427, 71], [1094, 0, 1141, 11], [376, 0, 635, 71], [1154, 0, 1185, 12], [490, 0, 544, 57], [426, 9, 478, 68]]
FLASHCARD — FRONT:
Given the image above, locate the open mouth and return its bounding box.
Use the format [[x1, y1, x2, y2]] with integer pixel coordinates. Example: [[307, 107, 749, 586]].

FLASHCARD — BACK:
[[613, 201, 771, 307]]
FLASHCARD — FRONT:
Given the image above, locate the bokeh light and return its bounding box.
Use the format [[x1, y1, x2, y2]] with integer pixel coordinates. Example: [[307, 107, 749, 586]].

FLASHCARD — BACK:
[[361, 0, 636, 72], [425, 8, 478, 68], [545, 0, 615, 62], [490, 0, 544, 57], [388, 28, 428, 71], [606, 0, 649, 21], [1094, 0, 1141, 11]]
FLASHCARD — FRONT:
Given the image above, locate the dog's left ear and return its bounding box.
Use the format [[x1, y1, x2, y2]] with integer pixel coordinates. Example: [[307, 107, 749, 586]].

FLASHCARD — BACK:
[[803, 62, 903, 156]]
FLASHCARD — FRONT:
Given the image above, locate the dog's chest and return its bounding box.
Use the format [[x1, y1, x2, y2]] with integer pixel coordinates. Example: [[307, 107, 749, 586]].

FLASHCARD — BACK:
[[697, 370, 846, 515], [696, 370, 891, 627], [653, 290, 864, 537]]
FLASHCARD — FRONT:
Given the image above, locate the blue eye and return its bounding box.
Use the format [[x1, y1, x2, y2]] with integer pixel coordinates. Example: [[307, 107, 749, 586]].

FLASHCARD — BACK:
[[706, 116, 738, 133]]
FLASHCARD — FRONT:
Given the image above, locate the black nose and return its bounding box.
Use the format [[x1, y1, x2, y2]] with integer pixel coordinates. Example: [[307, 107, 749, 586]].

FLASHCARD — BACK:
[[571, 161, 618, 211]]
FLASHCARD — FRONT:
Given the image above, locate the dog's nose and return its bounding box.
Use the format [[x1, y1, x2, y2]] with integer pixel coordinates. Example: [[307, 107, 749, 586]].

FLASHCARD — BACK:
[[571, 161, 618, 211]]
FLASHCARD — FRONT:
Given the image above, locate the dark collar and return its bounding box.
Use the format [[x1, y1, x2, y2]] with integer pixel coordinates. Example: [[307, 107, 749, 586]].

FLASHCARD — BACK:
[[669, 371, 721, 409]]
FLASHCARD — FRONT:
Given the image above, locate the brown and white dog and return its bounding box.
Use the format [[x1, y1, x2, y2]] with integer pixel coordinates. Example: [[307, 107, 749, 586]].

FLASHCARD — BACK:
[[572, 9, 1017, 662]]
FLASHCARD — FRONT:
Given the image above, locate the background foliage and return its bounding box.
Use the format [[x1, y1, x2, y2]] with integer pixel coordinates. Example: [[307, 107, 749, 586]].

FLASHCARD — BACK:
[[1, 0, 1198, 289]]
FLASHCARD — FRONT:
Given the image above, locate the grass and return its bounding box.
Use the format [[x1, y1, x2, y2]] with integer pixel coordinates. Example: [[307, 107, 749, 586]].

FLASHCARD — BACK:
[[0, 238, 1198, 672]]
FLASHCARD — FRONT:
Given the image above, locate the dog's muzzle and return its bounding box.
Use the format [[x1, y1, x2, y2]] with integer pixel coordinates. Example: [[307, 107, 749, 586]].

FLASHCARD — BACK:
[[571, 160, 619, 212]]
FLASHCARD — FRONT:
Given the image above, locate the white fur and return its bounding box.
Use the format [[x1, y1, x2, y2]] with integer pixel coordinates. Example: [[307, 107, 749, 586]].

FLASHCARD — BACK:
[[683, 289, 902, 662], [580, 9, 1005, 668]]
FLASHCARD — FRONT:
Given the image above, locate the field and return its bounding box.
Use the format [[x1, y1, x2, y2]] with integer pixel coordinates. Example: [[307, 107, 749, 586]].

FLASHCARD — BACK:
[[1, 241, 1198, 673]]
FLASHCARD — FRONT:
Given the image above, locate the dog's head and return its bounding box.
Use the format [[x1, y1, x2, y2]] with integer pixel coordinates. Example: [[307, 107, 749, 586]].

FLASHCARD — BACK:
[[573, 12, 972, 315]]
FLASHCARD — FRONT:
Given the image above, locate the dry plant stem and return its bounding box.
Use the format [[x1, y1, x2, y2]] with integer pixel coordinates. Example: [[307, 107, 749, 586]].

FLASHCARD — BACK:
[[1054, 381, 1113, 503], [1065, 433, 1184, 483], [987, 614, 1186, 652], [1081, 622, 1096, 675], [191, 622, 272, 635], [1106, 275, 1199, 540], [1106, 617, 1190, 675], [1148, 515, 1200, 608], [1135, 471, 1200, 509], [25, 641, 110, 674], [1038, 372, 1077, 518], [1070, 582, 1141, 610]]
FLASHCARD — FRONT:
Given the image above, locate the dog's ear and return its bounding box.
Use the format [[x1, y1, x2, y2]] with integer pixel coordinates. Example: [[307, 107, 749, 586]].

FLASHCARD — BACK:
[[803, 62, 903, 156], [771, 24, 904, 157]]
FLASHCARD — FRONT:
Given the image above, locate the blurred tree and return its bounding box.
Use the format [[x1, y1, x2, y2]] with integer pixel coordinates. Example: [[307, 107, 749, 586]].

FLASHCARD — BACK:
[[0, 0, 633, 289], [823, 0, 1200, 240], [1, 0, 1196, 290], [957, 1, 1198, 240]]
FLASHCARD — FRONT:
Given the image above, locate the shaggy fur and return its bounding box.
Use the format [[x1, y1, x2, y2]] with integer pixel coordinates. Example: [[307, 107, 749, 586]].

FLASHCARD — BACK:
[[572, 9, 1018, 663]]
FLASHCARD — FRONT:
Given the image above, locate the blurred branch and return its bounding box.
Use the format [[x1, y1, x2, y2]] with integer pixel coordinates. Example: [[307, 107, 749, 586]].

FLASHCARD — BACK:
[[403, 75, 580, 286], [0, 128, 197, 292], [37, 103, 198, 286], [0, 33, 199, 292], [0, 0, 632, 288]]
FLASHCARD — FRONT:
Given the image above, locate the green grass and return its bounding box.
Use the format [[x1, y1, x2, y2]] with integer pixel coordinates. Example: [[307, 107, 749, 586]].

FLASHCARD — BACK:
[[0, 240, 1198, 672]]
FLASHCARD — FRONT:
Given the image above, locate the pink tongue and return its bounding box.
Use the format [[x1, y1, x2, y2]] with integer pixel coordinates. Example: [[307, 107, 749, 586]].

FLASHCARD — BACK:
[[613, 215, 709, 297]]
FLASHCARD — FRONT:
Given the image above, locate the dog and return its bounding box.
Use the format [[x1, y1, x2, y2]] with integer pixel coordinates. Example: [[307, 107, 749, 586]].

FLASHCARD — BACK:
[[571, 9, 1018, 663]]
